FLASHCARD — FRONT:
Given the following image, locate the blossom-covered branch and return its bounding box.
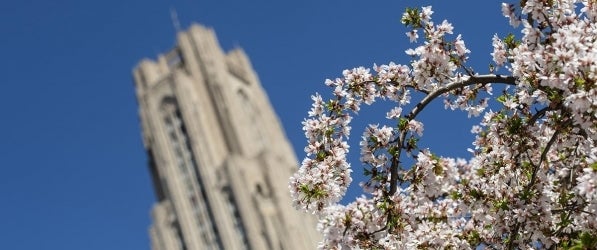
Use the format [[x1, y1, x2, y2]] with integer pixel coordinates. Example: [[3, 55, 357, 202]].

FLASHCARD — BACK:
[[290, 1, 596, 249]]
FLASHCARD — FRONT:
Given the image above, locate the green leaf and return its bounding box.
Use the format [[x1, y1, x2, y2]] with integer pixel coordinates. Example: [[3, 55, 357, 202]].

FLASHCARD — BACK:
[[591, 162, 597, 171], [493, 199, 509, 211], [503, 33, 520, 49], [476, 167, 486, 176], [388, 146, 398, 157], [316, 151, 327, 161], [579, 232, 597, 248], [574, 77, 586, 89], [398, 117, 409, 130], [467, 230, 481, 246], [507, 115, 523, 134], [496, 94, 507, 104], [407, 137, 419, 151], [363, 168, 372, 176], [299, 184, 327, 200], [470, 189, 483, 199], [450, 191, 462, 200], [520, 189, 534, 201], [401, 7, 422, 28]]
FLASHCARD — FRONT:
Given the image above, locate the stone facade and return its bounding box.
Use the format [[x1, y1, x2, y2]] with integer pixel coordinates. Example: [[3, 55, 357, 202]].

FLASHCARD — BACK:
[[132, 23, 319, 250]]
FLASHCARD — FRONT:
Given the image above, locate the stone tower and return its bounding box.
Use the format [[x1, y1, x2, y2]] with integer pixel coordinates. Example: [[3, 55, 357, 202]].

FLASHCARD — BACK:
[[132, 23, 319, 250]]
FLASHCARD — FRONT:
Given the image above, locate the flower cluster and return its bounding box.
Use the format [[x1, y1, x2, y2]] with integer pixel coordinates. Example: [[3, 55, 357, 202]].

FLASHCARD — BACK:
[[291, 1, 596, 249], [289, 93, 353, 213]]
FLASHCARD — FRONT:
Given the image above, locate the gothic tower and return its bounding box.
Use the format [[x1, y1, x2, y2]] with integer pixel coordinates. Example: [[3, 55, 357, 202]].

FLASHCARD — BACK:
[[132, 24, 319, 250]]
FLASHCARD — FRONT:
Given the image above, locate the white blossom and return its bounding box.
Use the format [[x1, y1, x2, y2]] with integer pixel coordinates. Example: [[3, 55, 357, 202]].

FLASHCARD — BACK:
[[290, 2, 597, 248]]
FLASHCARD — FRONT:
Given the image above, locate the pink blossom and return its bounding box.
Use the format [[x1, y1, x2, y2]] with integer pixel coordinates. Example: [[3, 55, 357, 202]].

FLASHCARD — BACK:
[[406, 30, 418, 43], [290, 2, 597, 248], [385, 107, 402, 119], [491, 34, 507, 67]]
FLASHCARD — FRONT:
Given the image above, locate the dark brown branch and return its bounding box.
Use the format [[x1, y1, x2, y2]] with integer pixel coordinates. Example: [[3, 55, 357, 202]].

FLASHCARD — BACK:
[[406, 74, 517, 120], [528, 106, 551, 125], [508, 119, 566, 250], [388, 74, 517, 196], [389, 153, 401, 196]]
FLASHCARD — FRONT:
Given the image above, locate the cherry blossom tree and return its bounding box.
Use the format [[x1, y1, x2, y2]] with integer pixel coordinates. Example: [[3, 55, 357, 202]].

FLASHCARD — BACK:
[[289, 1, 596, 249]]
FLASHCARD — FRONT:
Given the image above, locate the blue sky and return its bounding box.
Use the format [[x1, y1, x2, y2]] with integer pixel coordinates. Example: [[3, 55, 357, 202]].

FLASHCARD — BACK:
[[0, 1, 511, 249]]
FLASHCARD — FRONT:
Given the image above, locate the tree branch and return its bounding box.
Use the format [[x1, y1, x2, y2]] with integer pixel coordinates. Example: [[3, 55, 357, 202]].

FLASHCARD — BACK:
[[388, 74, 517, 196], [508, 119, 567, 249], [406, 74, 517, 120]]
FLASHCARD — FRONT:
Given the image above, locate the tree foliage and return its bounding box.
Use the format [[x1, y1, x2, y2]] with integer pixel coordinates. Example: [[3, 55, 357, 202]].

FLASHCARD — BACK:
[[289, 1, 596, 249]]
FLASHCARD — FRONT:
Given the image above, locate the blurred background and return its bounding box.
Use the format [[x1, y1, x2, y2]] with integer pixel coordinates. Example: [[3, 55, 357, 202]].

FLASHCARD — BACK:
[[0, 1, 510, 249]]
